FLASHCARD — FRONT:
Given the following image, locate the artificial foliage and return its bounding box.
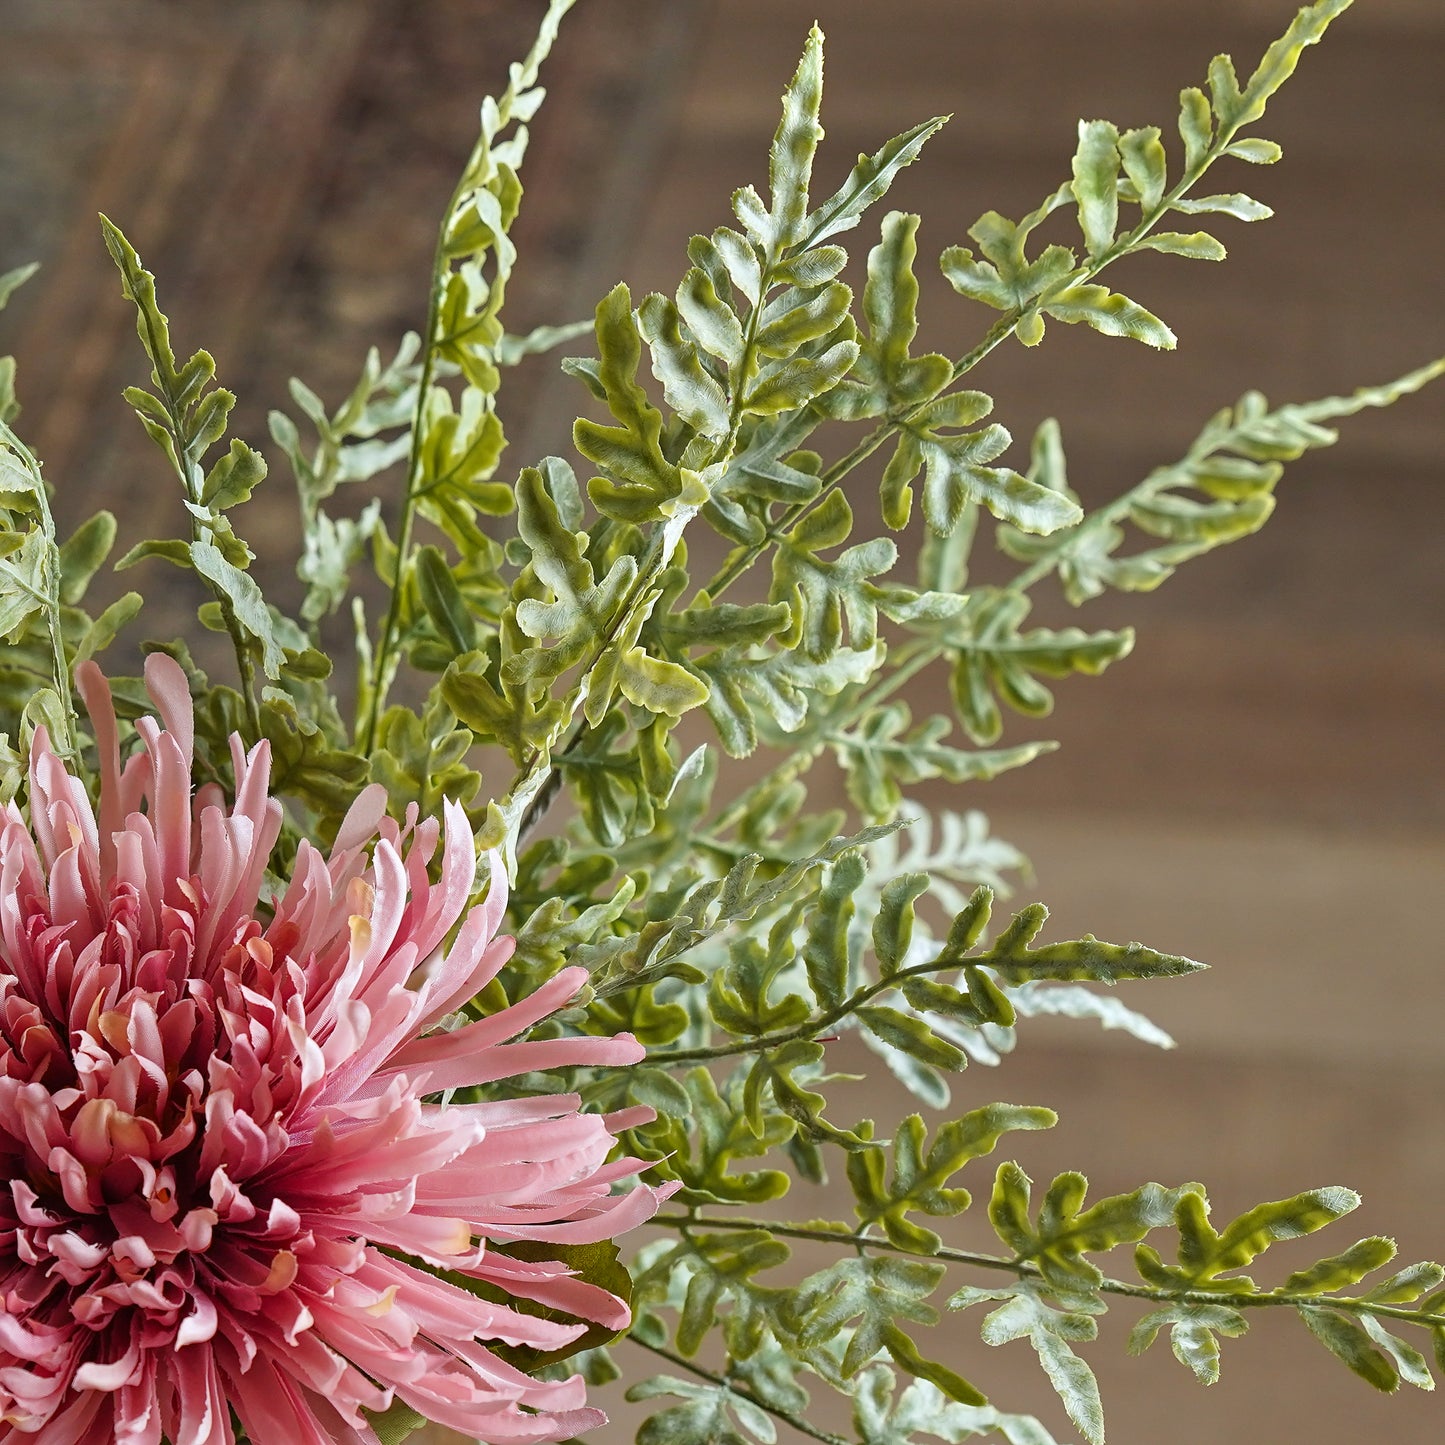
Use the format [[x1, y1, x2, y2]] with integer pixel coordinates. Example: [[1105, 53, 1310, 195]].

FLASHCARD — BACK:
[[0, 1, 1440, 1441]]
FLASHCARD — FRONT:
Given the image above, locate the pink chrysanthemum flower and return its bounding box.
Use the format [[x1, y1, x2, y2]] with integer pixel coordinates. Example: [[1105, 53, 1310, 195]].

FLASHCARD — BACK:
[[0, 655, 661, 1445]]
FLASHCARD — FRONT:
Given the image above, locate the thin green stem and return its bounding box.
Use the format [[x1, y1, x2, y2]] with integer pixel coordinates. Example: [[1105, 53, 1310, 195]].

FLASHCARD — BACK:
[[702, 116, 1257, 611], [357, 178, 463, 758], [822, 638, 934, 735], [507, 237, 783, 849], [650, 942, 977, 1066], [360, 1, 578, 755], [648, 1214, 1445, 1333], [41, 597, 74, 755], [626, 1334, 854, 1445], [706, 419, 893, 601], [127, 296, 263, 742]]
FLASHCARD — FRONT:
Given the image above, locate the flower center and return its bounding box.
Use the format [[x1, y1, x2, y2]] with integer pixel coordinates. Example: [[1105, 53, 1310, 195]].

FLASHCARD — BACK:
[[0, 901, 303, 1337]]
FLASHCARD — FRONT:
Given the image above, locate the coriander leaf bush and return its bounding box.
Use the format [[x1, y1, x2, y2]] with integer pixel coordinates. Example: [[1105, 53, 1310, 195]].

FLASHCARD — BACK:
[[0, 1, 1439, 1442]]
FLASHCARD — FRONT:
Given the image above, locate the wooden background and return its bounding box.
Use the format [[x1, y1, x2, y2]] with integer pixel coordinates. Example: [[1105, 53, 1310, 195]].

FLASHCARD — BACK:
[[1, 1, 1441, 1441]]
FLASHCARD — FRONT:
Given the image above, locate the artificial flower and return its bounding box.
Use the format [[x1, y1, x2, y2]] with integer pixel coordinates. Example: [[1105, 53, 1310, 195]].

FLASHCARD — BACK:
[[0, 655, 658, 1444]]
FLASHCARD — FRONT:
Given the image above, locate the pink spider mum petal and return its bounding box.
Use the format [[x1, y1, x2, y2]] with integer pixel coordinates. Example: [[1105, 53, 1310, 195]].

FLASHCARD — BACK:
[[0, 656, 664, 1445]]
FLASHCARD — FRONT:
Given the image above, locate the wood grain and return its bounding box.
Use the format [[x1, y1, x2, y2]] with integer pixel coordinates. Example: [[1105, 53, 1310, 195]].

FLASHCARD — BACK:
[[1, 3, 1440, 1440]]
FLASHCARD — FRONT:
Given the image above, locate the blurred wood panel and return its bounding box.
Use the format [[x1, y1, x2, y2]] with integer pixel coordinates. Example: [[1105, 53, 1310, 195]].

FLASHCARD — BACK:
[[3, 0, 374, 480], [1, 3, 1442, 1443]]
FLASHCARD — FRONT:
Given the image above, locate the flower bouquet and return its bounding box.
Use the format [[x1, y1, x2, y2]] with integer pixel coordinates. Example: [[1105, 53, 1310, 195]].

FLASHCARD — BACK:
[[0, 1, 1439, 1442]]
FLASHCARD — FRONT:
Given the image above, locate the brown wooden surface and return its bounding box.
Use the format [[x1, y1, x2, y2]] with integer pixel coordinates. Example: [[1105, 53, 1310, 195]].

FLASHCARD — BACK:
[[2, 2, 1443, 1441]]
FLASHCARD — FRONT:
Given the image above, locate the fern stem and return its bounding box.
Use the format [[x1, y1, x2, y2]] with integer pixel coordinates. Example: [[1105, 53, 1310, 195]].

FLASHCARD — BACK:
[[702, 101, 1275, 611], [360, 0, 580, 758], [649, 944, 989, 1066], [1006, 359, 1445, 596], [648, 1215, 1445, 1333], [506, 233, 783, 850], [626, 1335, 855, 1445], [357, 176, 464, 758], [123, 296, 263, 743]]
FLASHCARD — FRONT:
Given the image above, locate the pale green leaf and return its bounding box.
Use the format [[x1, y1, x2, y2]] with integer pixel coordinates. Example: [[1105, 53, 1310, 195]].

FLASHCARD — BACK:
[[1138, 231, 1226, 261], [639, 292, 730, 439], [1299, 1307, 1399, 1393], [1119, 126, 1167, 211], [188, 539, 286, 677], [1043, 284, 1176, 349], [765, 25, 825, 248], [804, 117, 948, 247], [1070, 120, 1120, 257], [1170, 192, 1273, 222], [0, 262, 39, 312]]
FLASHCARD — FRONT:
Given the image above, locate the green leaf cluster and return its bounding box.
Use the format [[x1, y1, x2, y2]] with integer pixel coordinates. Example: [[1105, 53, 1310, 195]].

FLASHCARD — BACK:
[[0, 261, 38, 425]]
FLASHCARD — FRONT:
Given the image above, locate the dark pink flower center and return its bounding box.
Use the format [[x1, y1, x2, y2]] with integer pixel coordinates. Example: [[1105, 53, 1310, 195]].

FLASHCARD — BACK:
[[0, 887, 325, 1371]]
